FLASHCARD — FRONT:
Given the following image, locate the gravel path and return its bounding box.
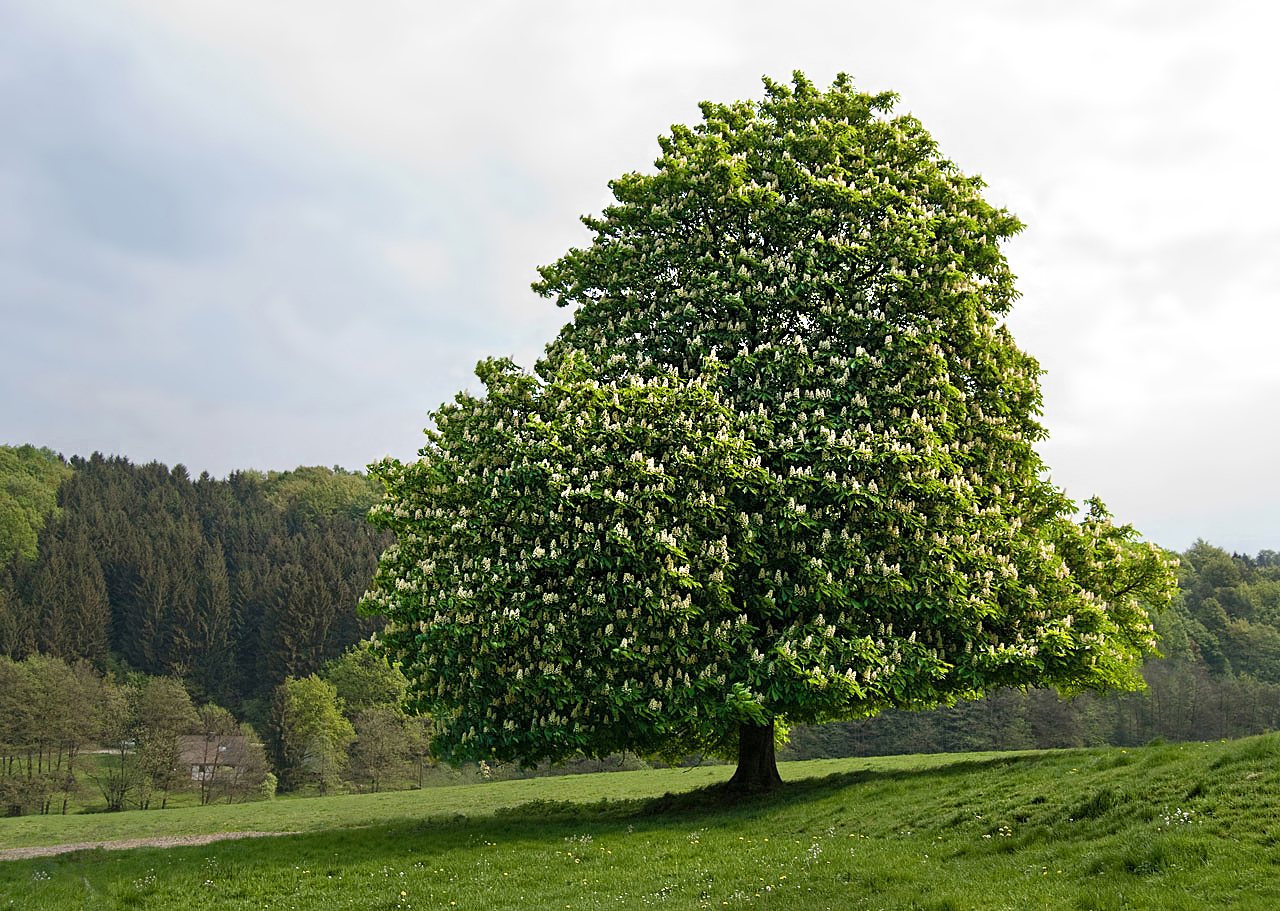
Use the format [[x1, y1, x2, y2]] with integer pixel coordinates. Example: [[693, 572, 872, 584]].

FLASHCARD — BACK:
[[0, 830, 297, 862]]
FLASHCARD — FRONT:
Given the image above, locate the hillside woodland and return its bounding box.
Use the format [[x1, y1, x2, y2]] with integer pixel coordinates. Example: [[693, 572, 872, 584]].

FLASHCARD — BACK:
[[0, 446, 387, 707], [1, 444, 1278, 810]]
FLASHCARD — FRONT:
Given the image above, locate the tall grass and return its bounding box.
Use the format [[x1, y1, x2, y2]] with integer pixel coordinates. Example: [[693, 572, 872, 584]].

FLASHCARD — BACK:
[[4, 736, 1279, 909]]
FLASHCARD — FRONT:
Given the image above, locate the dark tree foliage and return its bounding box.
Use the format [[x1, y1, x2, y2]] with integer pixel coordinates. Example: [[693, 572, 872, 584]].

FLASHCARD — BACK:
[[28, 524, 110, 669], [1, 453, 389, 712]]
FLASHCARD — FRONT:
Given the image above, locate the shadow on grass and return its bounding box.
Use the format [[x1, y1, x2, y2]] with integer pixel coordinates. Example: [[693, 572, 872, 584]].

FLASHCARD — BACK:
[[423, 749, 1067, 831], [24, 758, 1035, 874]]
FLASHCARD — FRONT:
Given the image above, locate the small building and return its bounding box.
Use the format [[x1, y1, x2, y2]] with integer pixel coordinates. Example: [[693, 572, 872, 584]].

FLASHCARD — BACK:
[[178, 734, 253, 782]]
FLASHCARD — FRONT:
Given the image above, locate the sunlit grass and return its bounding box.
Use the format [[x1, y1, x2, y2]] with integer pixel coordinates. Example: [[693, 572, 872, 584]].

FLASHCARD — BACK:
[[4, 737, 1279, 909]]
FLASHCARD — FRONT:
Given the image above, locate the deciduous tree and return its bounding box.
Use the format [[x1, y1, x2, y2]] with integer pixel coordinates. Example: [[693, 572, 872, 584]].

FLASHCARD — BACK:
[[135, 676, 198, 809], [322, 641, 408, 717], [345, 706, 409, 792], [92, 676, 141, 811], [364, 72, 1177, 791], [267, 675, 354, 793]]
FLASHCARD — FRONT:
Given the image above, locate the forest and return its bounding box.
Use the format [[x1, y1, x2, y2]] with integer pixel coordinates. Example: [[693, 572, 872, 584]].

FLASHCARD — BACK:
[[0, 444, 387, 713], [2, 442, 1279, 809]]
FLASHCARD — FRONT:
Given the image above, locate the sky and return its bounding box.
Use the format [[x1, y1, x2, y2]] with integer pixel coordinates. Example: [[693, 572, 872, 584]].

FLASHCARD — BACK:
[[2, 0, 1278, 555]]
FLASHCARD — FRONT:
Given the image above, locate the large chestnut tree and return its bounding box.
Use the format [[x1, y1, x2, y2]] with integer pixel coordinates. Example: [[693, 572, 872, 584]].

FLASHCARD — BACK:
[[362, 73, 1176, 791]]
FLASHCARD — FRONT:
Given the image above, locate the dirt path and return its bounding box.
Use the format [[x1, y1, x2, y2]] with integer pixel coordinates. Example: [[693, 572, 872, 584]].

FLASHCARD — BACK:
[[0, 830, 298, 862]]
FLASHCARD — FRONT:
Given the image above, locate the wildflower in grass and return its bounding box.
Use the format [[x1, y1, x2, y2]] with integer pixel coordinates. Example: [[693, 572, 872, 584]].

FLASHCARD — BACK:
[[1157, 807, 1196, 829]]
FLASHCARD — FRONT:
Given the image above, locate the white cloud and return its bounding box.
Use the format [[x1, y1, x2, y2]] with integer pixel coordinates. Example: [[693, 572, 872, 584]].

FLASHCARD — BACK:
[[4, 0, 1279, 552]]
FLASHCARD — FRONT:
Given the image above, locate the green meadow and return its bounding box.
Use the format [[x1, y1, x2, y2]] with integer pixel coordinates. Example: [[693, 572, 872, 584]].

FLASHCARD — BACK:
[[3, 736, 1279, 910]]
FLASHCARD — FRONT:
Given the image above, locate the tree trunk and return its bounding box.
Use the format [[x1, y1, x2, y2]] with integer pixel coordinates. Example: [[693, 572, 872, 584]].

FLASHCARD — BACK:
[[727, 721, 782, 793]]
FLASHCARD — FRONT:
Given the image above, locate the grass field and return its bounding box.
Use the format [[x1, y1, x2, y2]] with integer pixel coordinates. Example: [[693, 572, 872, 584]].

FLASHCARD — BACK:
[[3, 736, 1279, 909]]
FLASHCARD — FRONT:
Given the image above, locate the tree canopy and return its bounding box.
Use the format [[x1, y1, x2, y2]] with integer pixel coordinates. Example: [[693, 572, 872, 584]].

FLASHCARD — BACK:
[[0, 445, 70, 565], [363, 72, 1178, 790], [0, 452, 388, 710]]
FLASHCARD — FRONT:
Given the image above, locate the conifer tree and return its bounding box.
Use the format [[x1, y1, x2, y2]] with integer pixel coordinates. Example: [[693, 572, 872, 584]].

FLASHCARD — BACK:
[[30, 524, 109, 669]]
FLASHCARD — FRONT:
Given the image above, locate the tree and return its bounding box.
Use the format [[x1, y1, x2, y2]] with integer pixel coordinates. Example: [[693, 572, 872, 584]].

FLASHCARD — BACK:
[[134, 677, 199, 809], [403, 716, 435, 788], [267, 675, 354, 793], [345, 706, 410, 792], [265, 465, 383, 530], [188, 540, 233, 701], [362, 72, 1178, 791], [0, 445, 70, 566], [0, 656, 102, 815], [28, 524, 110, 669], [92, 676, 142, 811], [0, 575, 20, 660], [28, 656, 100, 814], [0, 657, 40, 814], [322, 641, 408, 718], [213, 722, 271, 803], [8, 452, 389, 712]]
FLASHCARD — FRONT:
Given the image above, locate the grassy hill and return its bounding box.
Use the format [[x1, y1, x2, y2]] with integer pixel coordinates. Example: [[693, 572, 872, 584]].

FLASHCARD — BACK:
[[3, 735, 1279, 909]]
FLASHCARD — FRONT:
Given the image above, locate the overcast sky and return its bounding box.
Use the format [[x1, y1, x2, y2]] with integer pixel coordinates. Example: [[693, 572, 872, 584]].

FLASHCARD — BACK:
[[2, 0, 1278, 554]]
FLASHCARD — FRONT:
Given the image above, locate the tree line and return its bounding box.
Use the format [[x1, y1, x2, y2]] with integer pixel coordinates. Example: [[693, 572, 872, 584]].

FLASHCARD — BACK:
[[0, 644, 437, 815], [3, 444, 1280, 788], [0, 655, 271, 815], [0, 447, 389, 721]]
